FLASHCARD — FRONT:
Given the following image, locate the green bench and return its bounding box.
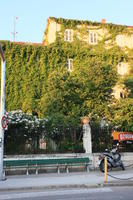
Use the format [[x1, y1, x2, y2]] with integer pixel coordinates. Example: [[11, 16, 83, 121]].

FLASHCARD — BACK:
[[4, 157, 90, 175]]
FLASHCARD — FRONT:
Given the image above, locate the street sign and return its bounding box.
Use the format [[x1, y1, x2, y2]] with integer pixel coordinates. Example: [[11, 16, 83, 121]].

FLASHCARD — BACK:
[[112, 131, 133, 141], [1, 116, 7, 129], [119, 132, 133, 142]]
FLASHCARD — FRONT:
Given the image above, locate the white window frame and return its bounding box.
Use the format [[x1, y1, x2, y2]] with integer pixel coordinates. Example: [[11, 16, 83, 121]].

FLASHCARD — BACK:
[[64, 29, 73, 42], [89, 32, 97, 44], [117, 62, 128, 76], [67, 59, 73, 71]]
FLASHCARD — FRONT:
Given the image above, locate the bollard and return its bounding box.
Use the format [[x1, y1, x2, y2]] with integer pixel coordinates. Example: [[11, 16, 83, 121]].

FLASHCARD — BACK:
[[104, 156, 107, 184]]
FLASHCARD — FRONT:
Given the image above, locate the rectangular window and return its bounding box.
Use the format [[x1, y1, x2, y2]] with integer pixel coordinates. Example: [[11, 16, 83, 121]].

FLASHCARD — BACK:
[[90, 33, 93, 43], [65, 30, 69, 41], [67, 59, 73, 71], [89, 32, 97, 44], [64, 29, 73, 42], [94, 33, 97, 43]]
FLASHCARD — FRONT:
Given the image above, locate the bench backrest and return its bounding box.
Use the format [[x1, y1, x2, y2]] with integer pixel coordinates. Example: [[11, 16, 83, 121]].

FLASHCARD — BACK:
[[4, 157, 89, 167]]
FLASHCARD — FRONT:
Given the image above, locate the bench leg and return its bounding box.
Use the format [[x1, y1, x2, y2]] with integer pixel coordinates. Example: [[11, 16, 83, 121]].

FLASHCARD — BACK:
[[86, 164, 90, 172], [57, 165, 60, 174], [3, 170, 5, 178], [26, 168, 29, 175], [66, 165, 69, 173]]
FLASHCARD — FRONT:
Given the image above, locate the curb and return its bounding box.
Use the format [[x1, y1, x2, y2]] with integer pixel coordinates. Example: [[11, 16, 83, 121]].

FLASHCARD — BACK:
[[0, 184, 102, 192], [1, 181, 133, 192], [103, 181, 133, 187]]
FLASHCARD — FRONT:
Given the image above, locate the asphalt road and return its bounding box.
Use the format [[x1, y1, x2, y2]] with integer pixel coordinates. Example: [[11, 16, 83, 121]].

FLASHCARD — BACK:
[[0, 186, 133, 200]]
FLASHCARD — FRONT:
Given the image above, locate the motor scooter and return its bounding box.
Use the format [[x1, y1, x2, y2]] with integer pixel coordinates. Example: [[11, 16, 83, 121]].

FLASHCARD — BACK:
[[99, 143, 125, 172]]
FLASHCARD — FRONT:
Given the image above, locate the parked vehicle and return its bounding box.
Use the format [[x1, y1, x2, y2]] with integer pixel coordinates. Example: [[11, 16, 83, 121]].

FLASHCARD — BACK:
[[99, 143, 125, 172]]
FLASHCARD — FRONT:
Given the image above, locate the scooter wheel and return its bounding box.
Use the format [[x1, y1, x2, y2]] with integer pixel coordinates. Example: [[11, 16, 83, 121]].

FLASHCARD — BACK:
[[121, 163, 125, 170], [99, 160, 104, 172]]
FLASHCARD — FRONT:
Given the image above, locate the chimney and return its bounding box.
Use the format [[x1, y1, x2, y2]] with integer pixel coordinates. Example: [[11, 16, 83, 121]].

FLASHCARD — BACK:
[[101, 18, 106, 24]]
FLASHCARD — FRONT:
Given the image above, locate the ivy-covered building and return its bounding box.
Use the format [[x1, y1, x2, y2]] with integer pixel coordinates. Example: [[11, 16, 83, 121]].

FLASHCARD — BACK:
[[1, 17, 133, 154], [43, 17, 133, 99]]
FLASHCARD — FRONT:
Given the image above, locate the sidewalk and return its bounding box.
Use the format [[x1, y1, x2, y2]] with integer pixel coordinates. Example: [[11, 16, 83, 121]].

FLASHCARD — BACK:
[[0, 168, 133, 191]]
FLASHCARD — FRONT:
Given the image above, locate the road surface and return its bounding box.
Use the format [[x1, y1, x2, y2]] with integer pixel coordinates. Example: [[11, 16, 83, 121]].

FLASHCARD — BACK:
[[0, 186, 133, 200]]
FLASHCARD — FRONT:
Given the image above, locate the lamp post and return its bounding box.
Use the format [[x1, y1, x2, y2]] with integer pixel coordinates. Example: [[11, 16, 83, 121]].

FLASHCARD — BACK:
[[0, 44, 6, 180]]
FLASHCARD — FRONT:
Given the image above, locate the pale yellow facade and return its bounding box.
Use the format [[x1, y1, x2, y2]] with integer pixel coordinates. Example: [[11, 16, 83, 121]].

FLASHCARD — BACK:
[[43, 19, 108, 45], [75, 25, 108, 44], [116, 34, 133, 49], [43, 19, 61, 45], [112, 85, 130, 99], [43, 18, 133, 49], [117, 62, 129, 76], [112, 62, 130, 99]]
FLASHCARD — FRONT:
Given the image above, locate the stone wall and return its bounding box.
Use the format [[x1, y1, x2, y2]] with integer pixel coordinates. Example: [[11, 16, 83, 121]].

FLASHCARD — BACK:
[[4, 152, 133, 170]]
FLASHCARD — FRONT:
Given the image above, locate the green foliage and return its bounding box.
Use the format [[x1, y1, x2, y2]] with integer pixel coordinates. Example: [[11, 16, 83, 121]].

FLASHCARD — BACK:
[[48, 17, 128, 44], [0, 41, 47, 116], [123, 56, 133, 98], [49, 17, 127, 32], [0, 32, 133, 153], [110, 98, 133, 132], [49, 17, 100, 29], [124, 76, 133, 97]]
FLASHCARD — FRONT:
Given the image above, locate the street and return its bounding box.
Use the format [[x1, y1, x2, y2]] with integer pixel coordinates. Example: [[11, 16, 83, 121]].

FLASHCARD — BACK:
[[0, 186, 133, 200]]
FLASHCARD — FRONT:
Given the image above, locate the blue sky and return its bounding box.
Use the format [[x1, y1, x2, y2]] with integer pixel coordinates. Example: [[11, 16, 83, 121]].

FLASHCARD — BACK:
[[0, 0, 133, 43]]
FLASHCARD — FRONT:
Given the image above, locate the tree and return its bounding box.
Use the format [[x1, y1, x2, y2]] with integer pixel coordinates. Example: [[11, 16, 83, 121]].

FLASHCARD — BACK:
[[73, 53, 117, 117], [40, 67, 84, 149], [110, 98, 133, 132], [40, 51, 117, 149]]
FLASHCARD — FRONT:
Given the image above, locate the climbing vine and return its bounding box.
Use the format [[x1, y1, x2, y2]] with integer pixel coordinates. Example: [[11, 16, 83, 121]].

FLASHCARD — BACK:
[[0, 18, 133, 140]]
